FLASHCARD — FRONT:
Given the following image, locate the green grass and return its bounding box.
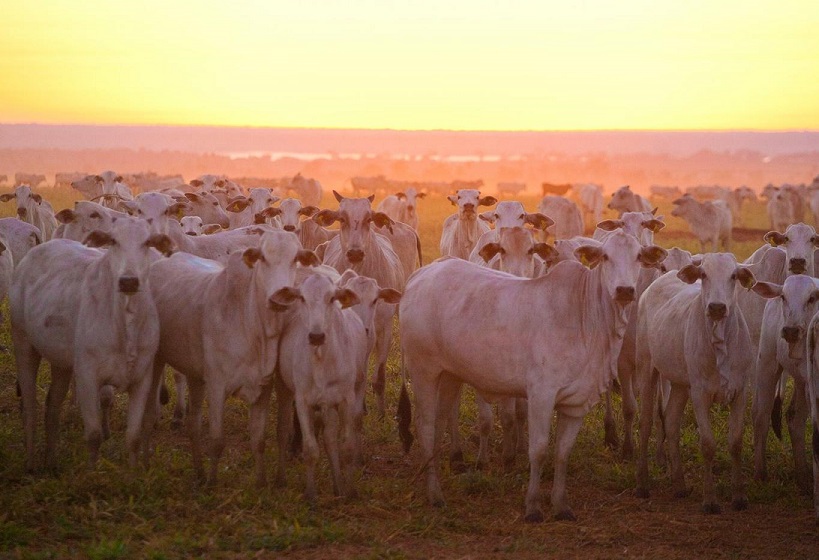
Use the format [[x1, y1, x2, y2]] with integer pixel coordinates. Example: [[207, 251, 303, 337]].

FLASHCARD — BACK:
[[0, 186, 817, 558]]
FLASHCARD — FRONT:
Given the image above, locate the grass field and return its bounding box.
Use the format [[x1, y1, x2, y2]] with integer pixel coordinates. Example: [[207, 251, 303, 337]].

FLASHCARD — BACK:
[[1, 186, 818, 559]]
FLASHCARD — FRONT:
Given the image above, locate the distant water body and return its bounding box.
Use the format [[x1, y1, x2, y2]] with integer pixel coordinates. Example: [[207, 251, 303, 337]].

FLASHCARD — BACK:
[[221, 151, 514, 162]]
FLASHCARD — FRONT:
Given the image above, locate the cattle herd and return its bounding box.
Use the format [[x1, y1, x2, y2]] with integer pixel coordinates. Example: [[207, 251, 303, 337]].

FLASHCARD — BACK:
[[3, 171, 819, 525]]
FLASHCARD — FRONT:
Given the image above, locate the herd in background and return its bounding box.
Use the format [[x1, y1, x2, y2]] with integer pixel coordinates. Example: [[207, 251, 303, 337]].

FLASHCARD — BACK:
[[2, 169, 819, 524]]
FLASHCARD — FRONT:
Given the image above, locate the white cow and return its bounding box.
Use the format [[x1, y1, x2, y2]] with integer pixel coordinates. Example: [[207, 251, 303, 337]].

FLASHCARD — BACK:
[[277, 198, 337, 252], [753, 275, 819, 496], [0, 217, 42, 266], [274, 273, 369, 502], [225, 188, 280, 229], [767, 188, 797, 232], [11, 217, 173, 470], [399, 229, 667, 521], [569, 183, 604, 226], [538, 196, 584, 240], [53, 201, 128, 242], [180, 216, 204, 236], [0, 184, 58, 240], [470, 201, 553, 261], [149, 230, 319, 485], [377, 187, 426, 231], [71, 171, 134, 209], [608, 185, 652, 216], [175, 191, 231, 230], [635, 254, 756, 513], [13, 173, 46, 187], [313, 191, 405, 415], [671, 194, 732, 252], [439, 189, 498, 259]]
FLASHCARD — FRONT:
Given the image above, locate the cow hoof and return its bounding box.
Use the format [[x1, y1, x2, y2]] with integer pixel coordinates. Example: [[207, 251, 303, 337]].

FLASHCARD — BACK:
[[524, 510, 544, 523], [731, 497, 748, 511], [701, 502, 721, 515], [554, 509, 577, 522], [635, 487, 650, 499]]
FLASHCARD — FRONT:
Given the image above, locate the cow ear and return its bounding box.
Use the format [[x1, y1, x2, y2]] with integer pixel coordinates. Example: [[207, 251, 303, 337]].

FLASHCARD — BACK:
[[259, 207, 282, 219], [55, 209, 77, 224], [478, 243, 503, 263], [0, 193, 16, 202], [184, 192, 201, 202], [525, 213, 554, 231], [298, 205, 319, 217], [736, 266, 756, 290], [574, 245, 604, 269], [597, 219, 623, 232], [333, 190, 344, 203], [94, 175, 103, 182], [226, 198, 250, 213], [372, 212, 394, 233], [31, 193, 43, 203], [333, 288, 360, 309], [811, 235, 819, 248], [642, 219, 665, 233], [531, 243, 558, 263], [378, 288, 402, 304], [84, 230, 114, 248], [479, 195, 498, 207], [202, 224, 222, 234], [447, 194, 458, 206], [639, 246, 668, 267], [115, 175, 124, 183], [295, 249, 321, 267], [478, 211, 496, 224], [0, 241, 6, 255], [269, 286, 303, 311], [677, 264, 702, 284], [146, 234, 174, 257], [214, 179, 226, 188], [367, 194, 375, 203], [764, 231, 787, 247], [417, 192, 426, 199], [313, 209, 339, 227], [395, 192, 406, 200], [751, 281, 782, 299], [242, 247, 264, 268], [190, 179, 204, 188]]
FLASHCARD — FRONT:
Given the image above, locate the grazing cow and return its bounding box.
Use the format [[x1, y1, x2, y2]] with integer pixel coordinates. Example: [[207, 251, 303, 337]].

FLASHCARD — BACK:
[[14, 173, 46, 188], [671, 194, 732, 252], [752, 275, 819, 495], [53, 201, 127, 242], [225, 188, 280, 229], [11, 217, 173, 470], [440, 189, 498, 260], [313, 192, 405, 415], [538, 196, 584, 240], [71, 171, 134, 209], [496, 182, 527, 197], [149, 230, 320, 485], [377, 187, 426, 230], [399, 229, 667, 521], [636, 254, 756, 513], [274, 273, 369, 502], [569, 183, 604, 227], [804, 314, 819, 521], [1, 184, 58, 240], [277, 198, 337, 252], [541, 182, 572, 197], [608, 185, 652, 216]]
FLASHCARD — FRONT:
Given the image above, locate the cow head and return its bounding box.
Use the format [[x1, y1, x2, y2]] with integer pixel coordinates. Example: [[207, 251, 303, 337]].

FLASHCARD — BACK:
[[180, 215, 204, 236], [121, 192, 190, 235], [677, 253, 755, 323], [339, 269, 402, 338], [479, 200, 553, 231], [278, 198, 319, 233], [447, 189, 496, 220], [753, 274, 819, 359], [313, 192, 394, 264], [1, 184, 42, 220], [182, 191, 230, 228], [479, 227, 557, 278], [597, 211, 664, 246], [763, 223, 819, 276]]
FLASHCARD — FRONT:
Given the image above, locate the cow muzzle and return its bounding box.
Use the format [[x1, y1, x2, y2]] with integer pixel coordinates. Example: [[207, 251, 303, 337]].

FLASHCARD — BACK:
[[346, 249, 364, 263], [119, 276, 140, 294], [283, 225, 296, 232], [308, 332, 326, 346], [185, 231, 197, 236], [614, 286, 636, 305], [16, 208, 27, 218], [781, 326, 801, 344], [707, 302, 727, 321], [788, 258, 807, 275], [461, 203, 476, 216]]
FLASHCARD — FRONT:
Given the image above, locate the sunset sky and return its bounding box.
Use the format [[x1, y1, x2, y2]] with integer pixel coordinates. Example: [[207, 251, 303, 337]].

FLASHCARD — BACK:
[[2, 1, 818, 131]]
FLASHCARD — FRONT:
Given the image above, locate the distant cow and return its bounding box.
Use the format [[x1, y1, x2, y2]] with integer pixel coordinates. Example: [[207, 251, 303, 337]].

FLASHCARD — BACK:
[[671, 194, 732, 252], [14, 173, 46, 188], [541, 182, 572, 197], [71, 171, 134, 209], [609, 185, 652, 216], [496, 182, 526, 197], [538, 196, 584, 240], [569, 183, 604, 227], [377, 187, 426, 231]]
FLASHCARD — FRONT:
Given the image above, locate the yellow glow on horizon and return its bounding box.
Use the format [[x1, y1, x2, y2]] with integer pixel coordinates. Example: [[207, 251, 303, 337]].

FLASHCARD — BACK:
[[2, 1, 818, 131]]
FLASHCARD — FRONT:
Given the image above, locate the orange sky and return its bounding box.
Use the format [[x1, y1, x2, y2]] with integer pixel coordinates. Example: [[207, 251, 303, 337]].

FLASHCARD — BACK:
[[2, 1, 818, 131]]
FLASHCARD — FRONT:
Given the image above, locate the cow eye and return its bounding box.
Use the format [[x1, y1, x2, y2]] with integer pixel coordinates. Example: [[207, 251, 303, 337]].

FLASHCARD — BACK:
[[809, 295, 817, 305], [90, 212, 100, 218], [730, 273, 737, 280], [213, 201, 218, 206]]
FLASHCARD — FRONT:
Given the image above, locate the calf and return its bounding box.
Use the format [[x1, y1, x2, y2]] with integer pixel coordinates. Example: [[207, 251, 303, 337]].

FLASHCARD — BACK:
[[274, 273, 369, 502], [636, 254, 756, 513], [11, 217, 173, 470]]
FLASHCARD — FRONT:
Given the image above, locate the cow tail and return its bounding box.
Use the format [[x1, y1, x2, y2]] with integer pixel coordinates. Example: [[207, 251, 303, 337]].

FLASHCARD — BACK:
[[772, 388, 783, 441], [397, 355, 414, 454]]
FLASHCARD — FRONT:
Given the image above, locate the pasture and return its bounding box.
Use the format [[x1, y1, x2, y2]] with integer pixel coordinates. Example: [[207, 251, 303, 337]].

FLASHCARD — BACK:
[[0, 186, 817, 559]]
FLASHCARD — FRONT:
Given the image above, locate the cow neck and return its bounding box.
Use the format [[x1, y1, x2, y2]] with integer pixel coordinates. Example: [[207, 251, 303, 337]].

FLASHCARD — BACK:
[[455, 213, 481, 258], [698, 293, 742, 400]]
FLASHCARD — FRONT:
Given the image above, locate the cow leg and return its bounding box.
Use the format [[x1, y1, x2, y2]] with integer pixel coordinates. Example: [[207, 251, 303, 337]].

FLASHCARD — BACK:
[[275, 377, 295, 488], [752, 362, 782, 482], [812, 412, 819, 522], [249, 382, 273, 489], [690, 388, 720, 514], [412, 371, 445, 507], [603, 391, 618, 450], [185, 377, 206, 482], [339, 397, 359, 498], [655, 381, 669, 467], [524, 392, 556, 523], [373, 314, 393, 418], [73, 358, 104, 468], [788, 379, 811, 493], [728, 389, 748, 510], [124, 370, 154, 468], [140, 360, 167, 467], [294, 397, 319, 504], [100, 385, 114, 441], [499, 398, 517, 470], [664, 384, 690, 499], [515, 399, 527, 455], [439, 376, 465, 471], [552, 412, 583, 521], [475, 393, 493, 470], [621, 365, 637, 460], [636, 366, 660, 498], [43, 367, 72, 472], [14, 334, 41, 472], [205, 385, 227, 485], [447, 388, 465, 471], [322, 405, 344, 497], [172, 369, 188, 429]]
